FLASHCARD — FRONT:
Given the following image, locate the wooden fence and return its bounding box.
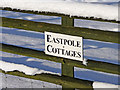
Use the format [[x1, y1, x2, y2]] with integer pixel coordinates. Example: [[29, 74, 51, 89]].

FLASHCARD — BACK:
[[1, 7, 120, 89]]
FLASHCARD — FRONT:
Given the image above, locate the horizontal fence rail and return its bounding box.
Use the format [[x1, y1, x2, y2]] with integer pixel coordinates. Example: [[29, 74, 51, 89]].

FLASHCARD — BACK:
[[0, 69, 93, 89], [1, 43, 119, 75], [2, 7, 119, 23], [1, 17, 119, 44], [1, 8, 120, 89]]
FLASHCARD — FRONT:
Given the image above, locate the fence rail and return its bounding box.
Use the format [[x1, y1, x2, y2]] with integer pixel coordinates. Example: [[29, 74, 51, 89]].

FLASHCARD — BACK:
[[1, 43, 119, 75], [2, 7, 119, 23], [1, 8, 120, 89], [1, 17, 119, 44], [0, 69, 93, 89]]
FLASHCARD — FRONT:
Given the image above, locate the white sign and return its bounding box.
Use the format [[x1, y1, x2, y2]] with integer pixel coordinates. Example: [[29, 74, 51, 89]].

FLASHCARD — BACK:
[[45, 32, 83, 61]]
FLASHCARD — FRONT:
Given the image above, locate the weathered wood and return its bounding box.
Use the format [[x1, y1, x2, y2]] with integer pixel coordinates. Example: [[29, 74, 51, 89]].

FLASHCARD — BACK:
[[62, 62, 75, 90], [1, 7, 119, 90], [0, 69, 93, 89], [1, 17, 119, 44], [1, 43, 120, 75], [2, 7, 119, 23], [62, 16, 74, 27], [62, 63, 74, 78]]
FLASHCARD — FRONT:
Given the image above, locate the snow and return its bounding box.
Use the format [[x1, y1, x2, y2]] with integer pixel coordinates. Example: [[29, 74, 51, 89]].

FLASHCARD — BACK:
[[93, 82, 118, 88], [0, 51, 119, 86], [1, 0, 119, 2], [1, 27, 119, 65], [65, 0, 120, 2], [0, 0, 119, 21], [0, 73, 62, 89], [0, 72, 119, 89], [0, 60, 60, 75], [75, 19, 119, 32], [0, 51, 61, 75], [1, 10, 61, 25], [0, 0, 119, 87], [1, 10, 119, 32], [74, 67, 119, 85], [1, 71, 119, 89], [0, 60, 38, 75], [80, 0, 120, 2], [0, 26, 120, 85]]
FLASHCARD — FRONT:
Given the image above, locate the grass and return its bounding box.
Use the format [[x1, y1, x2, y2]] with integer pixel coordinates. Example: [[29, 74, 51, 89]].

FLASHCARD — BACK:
[[1, 43, 120, 75], [1, 17, 120, 44]]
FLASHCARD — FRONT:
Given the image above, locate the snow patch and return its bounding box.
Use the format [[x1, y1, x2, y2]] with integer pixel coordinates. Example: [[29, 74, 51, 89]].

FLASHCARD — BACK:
[[0, 60, 60, 75], [0, 0, 118, 21], [0, 73, 62, 88], [1, 27, 119, 65], [1, 10, 119, 32], [0, 60, 38, 75], [74, 67, 119, 85], [93, 82, 119, 88]]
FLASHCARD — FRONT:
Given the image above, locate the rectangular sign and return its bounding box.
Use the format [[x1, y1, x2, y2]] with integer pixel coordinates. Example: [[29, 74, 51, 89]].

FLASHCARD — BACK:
[[45, 32, 83, 61]]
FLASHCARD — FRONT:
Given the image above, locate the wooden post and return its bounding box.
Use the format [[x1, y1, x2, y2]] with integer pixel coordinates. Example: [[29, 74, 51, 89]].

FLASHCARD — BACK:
[[62, 59, 74, 90], [61, 16, 74, 89], [62, 63, 74, 78], [62, 16, 74, 27]]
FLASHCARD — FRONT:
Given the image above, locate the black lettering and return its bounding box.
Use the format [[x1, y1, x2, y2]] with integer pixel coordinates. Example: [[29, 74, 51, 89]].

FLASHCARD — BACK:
[[72, 40, 75, 47], [68, 40, 73, 46], [77, 52, 81, 58], [57, 48, 60, 54], [53, 38, 57, 43], [52, 48, 57, 53], [59, 38, 63, 44], [71, 51, 76, 57], [65, 50, 71, 56], [61, 48, 65, 55], [47, 35, 51, 42], [64, 39, 68, 45], [56, 38, 60, 44], [47, 45, 52, 52], [77, 41, 81, 48]]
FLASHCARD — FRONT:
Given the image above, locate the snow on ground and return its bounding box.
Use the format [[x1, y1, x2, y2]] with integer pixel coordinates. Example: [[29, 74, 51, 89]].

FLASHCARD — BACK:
[[1, 27, 119, 65], [93, 82, 119, 88], [0, 73, 119, 89], [0, 51, 119, 85], [0, 0, 119, 88], [0, 60, 39, 75], [74, 67, 119, 85], [0, 73, 62, 89], [1, 27, 45, 51], [0, 0, 118, 21], [0, 72, 119, 89], [0, 26, 120, 85], [1, 10, 119, 32], [0, 60, 61, 75], [75, 19, 119, 32], [0, 51, 61, 75], [1, 0, 119, 87], [1, 10, 61, 25], [65, 0, 120, 2]]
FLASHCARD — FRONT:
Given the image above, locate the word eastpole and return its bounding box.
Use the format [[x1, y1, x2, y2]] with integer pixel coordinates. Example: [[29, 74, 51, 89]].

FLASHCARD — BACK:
[[47, 35, 81, 58], [45, 32, 83, 61]]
